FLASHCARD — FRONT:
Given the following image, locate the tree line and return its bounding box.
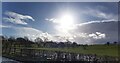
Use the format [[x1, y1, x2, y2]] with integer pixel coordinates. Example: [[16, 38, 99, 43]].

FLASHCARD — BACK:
[[0, 35, 118, 49], [1, 36, 80, 48]]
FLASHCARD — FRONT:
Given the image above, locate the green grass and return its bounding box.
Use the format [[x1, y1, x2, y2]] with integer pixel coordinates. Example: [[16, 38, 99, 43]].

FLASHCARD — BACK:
[[16, 44, 118, 57], [62, 45, 118, 57]]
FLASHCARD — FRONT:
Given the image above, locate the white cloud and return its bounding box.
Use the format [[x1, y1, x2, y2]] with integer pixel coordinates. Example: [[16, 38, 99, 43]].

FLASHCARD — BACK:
[[0, 25, 11, 28], [2, 8, 118, 44], [3, 17, 28, 25], [45, 18, 56, 22], [2, 20, 117, 44], [69, 32, 106, 44], [45, 12, 117, 44], [88, 32, 106, 39], [3, 11, 35, 25], [46, 17, 117, 27], [80, 7, 118, 20], [77, 19, 117, 26], [3, 26, 59, 42], [13, 27, 45, 40]]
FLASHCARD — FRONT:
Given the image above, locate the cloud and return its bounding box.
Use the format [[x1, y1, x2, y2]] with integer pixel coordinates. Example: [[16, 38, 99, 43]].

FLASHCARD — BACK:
[[2, 20, 118, 44], [1, 25, 58, 42], [45, 18, 61, 25], [73, 21, 118, 44], [45, 18, 56, 22], [73, 32, 105, 39], [9, 27, 45, 40], [69, 32, 106, 44], [1, 24, 75, 42], [3, 11, 35, 25], [80, 7, 118, 21], [77, 19, 117, 27], [54, 20, 117, 44], [0, 25, 11, 28], [2, 7, 118, 44], [88, 32, 106, 39], [45, 13, 118, 44]]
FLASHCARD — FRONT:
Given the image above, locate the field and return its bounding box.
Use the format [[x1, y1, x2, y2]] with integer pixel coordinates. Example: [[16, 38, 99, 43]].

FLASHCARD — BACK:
[[3, 43, 119, 62], [24, 44, 118, 57]]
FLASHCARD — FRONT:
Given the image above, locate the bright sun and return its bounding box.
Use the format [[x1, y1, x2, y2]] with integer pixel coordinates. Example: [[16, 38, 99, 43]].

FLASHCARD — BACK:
[[58, 13, 74, 30], [55, 12, 75, 39]]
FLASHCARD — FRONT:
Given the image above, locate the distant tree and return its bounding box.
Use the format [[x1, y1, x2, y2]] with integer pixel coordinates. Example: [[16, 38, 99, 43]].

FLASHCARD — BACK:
[[78, 44, 82, 46], [64, 39, 72, 47], [72, 42, 77, 47], [44, 41, 55, 48], [8, 36, 16, 42], [35, 37, 43, 47], [1, 36, 8, 42], [66, 39, 72, 44], [0, 36, 5, 40], [17, 37, 34, 47], [40, 36, 49, 42], [35, 37, 43, 43], [8, 36, 16, 54], [44, 37, 49, 42], [113, 42, 117, 45], [58, 42, 65, 48], [106, 42, 110, 46], [16, 37, 26, 42], [24, 36, 29, 41], [82, 44, 88, 50], [1, 36, 8, 53]]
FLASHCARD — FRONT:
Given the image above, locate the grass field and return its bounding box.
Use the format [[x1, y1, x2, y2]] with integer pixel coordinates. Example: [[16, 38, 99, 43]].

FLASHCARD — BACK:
[[21, 44, 118, 57]]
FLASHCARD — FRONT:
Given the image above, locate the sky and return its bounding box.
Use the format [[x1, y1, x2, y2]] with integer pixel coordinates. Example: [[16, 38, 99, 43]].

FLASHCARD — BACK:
[[1, 2, 119, 44], [1, 0, 120, 2]]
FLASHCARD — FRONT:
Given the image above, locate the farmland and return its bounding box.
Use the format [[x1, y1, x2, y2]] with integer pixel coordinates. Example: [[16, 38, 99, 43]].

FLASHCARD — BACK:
[[21, 44, 118, 57]]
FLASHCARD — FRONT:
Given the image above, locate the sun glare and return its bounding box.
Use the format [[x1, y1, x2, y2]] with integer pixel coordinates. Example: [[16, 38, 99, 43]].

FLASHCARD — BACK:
[[55, 12, 76, 37], [58, 13, 74, 30]]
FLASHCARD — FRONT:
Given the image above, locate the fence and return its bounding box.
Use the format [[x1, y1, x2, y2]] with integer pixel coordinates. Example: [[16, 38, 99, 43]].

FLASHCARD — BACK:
[[2, 47, 119, 63]]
